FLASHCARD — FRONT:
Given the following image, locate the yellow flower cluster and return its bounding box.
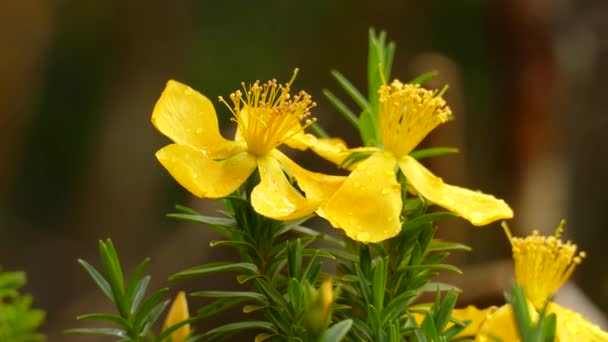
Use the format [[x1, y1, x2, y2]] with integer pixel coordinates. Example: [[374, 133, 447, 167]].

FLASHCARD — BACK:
[[152, 74, 512, 242]]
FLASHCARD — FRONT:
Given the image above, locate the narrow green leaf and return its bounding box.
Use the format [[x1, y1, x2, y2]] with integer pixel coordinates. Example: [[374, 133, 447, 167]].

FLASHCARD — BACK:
[[287, 239, 302, 280], [410, 71, 438, 85], [319, 319, 352, 342], [77, 259, 114, 303], [372, 257, 388, 312], [191, 291, 267, 304], [398, 264, 462, 274], [359, 110, 378, 146], [174, 204, 200, 215], [125, 258, 150, 315], [287, 278, 302, 313], [323, 89, 359, 127], [197, 297, 248, 319], [76, 313, 130, 330], [381, 290, 416, 325], [98, 240, 127, 317], [409, 147, 459, 160], [133, 288, 169, 331], [141, 299, 171, 334], [166, 213, 236, 238], [255, 278, 289, 309], [331, 70, 370, 111], [65, 328, 127, 338], [426, 240, 471, 253], [434, 289, 458, 331], [130, 275, 151, 315], [170, 262, 259, 281], [201, 321, 277, 339]]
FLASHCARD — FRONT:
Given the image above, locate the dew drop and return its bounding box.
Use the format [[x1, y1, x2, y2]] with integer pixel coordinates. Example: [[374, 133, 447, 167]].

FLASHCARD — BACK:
[[195, 128, 203, 134], [184, 88, 194, 95]]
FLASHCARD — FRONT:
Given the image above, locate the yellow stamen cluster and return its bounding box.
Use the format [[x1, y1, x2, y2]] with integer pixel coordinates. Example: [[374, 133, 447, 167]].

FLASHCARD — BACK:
[[507, 222, 586, 310], [220, 70, 316, 156], [379, 80, 452, 157]]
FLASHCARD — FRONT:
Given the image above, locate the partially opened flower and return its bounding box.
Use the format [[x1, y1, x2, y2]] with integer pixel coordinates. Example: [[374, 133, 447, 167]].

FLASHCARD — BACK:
[[454, 223, 608, 341], [304, 80, 513, 242], [152, 72, 344, 220], [162, 291, 190, 342]]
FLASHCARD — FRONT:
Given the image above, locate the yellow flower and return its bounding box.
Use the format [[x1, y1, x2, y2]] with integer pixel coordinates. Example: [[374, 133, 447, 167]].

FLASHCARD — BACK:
[[152, 72, 344, 220], [162, 291, 190, 342], [303, 80, 513, 242], [454, 223, 608, 341]]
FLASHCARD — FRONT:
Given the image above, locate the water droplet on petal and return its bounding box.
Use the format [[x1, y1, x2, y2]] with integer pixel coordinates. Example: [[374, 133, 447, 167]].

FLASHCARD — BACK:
[[184, 88, 194, 95], [195, 128, 203, 134]]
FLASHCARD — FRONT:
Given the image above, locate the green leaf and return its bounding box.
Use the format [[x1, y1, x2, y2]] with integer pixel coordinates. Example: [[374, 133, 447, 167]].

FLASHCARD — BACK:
[[372, 257, 388, 312], [166, 213, 236, 238], [434, 289, 458, 331], [319, 319, 353, 342], [287, 278, 302, 313], [255, 278, 289, 309], [125, 258, 150, 315], [170, 262, 259, 281], [323, 89, 359, 127], [398, 264, 462, 274], [133, 288, 169, 331], [381, 290, 416, 325], [201, 321, 277, 339], [191, 291, 267, 304], [410, 71, 438, 85], [98, 240, 127, 317], [65, 328, 127, 338], [409, 147, 459, 160], [77, 259, 114, 303], [141, 299, 171, 335], [197, 297, 249, 319], [331, 70, 370, 111], [287, 239, 303, 280], [426, 240, 471, 253], [358, 110, 378, 146], [76, 313, 130, 331], [130, 275, 151, 315]]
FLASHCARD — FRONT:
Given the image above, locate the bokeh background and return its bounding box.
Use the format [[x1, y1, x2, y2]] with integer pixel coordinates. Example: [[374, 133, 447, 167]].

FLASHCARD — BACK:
[[1, 0, 607, 339]]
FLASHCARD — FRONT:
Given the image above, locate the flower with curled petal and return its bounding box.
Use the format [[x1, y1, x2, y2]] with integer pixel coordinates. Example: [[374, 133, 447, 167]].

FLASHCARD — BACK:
[[453, 223, 608, 342], [152, 71, 343, 220], [301, 80, 513, 242]]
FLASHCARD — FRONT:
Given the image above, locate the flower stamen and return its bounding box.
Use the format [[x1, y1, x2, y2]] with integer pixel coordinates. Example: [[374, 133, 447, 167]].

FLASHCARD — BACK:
[[220, 70, 316, 156], [379, 80, 452, 157], [504, 221, 586, 310]]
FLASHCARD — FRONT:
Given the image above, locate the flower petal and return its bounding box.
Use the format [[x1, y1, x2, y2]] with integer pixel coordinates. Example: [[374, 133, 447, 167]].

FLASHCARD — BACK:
[[317, 151, 402, 243], [251, 155, 322, 220], [548, 303, 608, 341], [475, 304, 537, 342], [450, 306, 496, 338], [300, 135, 377, 168], [156, 144, 256, 198], [271, 150, 345, 203], [398, 156, 513, 226], [152, 80, 236, 158], [162, 291, 190, 342]]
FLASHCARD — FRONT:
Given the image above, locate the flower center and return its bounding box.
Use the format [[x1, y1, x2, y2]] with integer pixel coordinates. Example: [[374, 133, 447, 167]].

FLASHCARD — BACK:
[[378, 80, 451, 157], [220, 70, 316, 156], [507, 222, 586, 310]]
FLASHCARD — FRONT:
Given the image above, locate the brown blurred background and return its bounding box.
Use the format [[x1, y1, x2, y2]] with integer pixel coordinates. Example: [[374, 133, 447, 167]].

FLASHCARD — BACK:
[[1, 0, 607, 339]]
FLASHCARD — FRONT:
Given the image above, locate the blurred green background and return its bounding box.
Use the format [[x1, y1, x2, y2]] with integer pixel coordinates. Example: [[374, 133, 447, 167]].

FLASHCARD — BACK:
[[1, 0, 606, 339]]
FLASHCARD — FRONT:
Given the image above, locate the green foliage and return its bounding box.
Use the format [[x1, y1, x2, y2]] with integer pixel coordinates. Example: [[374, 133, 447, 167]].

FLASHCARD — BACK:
[[507, 286, 556, 342], [66, 239, 192, 341], [0, 269, 45, 342]]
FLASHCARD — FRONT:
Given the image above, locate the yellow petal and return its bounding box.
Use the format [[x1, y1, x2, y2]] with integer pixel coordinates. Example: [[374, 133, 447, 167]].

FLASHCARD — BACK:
[[152, 80, 235, 158], [475, 303, 537, 342], [271, 149, 345, 203], [251, 155, 321, 220], [156, 144, 256, 198], [317, 151, 402, 242], [398, 156, 513, 226], [304, 135, 377, 169], [548, 303, 608, 342], [284, 131, 316, 151], [450, 305, 496, 338], [162, 291, 190, 342]]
